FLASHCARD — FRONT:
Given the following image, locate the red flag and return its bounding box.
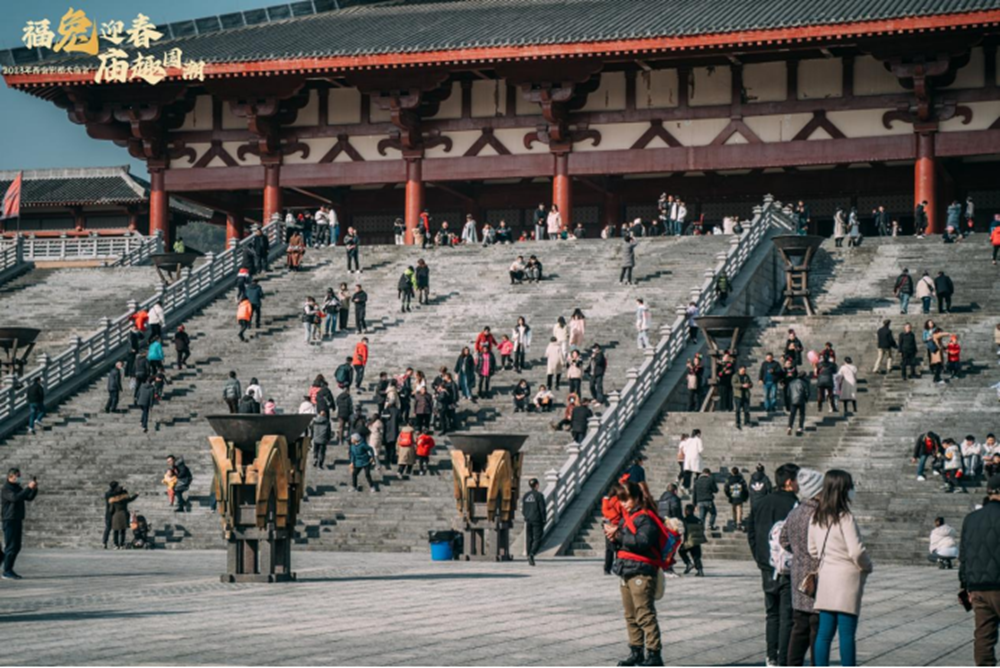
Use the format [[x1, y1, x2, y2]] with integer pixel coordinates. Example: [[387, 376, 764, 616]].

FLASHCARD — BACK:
[[1, 172, 22, 220]]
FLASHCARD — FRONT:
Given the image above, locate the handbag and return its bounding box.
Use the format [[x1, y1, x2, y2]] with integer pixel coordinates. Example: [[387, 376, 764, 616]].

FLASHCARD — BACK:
[[798, 525, 831, 597]]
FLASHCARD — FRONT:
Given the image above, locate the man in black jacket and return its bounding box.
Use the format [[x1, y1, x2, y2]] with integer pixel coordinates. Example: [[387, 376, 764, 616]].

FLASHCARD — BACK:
[[894, 268, 914, 314], [758, 353, 782, 413], [335, 389, 354, 444], [960, 474, 1000, 666], [136, 378, 155, 433], [588, 345, 607, 405], [521, 478, 546, 566], [245, 280, 264, 329], [873, 320, 896, 374], [173, 325, 191, 369], [693, 468, 719, 530], [352, 284, 368, 334], [935, 271, 954, 314], [167, 455, 192, 513], [26, 378, 45, 435], [250, 227, 269, 272], [746, 462, 800, 668], [101, 480, 118, 549], [2, 467, 38, 579], [105, 361, 123, 413], [570, 399, 593, 444], [898, 323, 919, 380]]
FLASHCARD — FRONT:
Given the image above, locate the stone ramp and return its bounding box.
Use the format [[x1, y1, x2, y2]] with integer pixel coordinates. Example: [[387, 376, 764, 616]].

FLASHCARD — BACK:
[[0, 264, 161, 359], [1, 237, 730, 552], [569, 236, 999, 564]]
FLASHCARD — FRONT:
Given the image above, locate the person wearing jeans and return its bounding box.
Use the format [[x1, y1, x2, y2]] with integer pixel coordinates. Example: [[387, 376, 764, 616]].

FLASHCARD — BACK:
[[808, 470, 872, 667], [26, 378, 45, 435]]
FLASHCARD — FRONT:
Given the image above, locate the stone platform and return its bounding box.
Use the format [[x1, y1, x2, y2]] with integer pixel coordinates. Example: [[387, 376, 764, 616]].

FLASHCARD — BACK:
[[0, 549, 976, 665]]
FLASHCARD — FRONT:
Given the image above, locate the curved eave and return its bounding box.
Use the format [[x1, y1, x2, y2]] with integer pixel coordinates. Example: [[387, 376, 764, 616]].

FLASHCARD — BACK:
[[5, 8, 1000, 91]]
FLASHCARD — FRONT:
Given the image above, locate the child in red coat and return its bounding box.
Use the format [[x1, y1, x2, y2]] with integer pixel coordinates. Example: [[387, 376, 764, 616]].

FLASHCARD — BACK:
[[415, 431, 436, 475], [946, 335, 962, 379], [600, 483, 624, 575]]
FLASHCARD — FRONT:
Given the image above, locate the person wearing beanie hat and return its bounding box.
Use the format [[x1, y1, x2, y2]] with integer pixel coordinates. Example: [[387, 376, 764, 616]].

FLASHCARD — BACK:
[[960, 473, 1000, 666], [780, 468, 824, 666]]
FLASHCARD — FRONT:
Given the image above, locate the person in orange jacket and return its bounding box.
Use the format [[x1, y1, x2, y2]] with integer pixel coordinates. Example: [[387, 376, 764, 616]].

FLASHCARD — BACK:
[[237, 298, 252, 342], [131, 308, 149, 333], [352, 337, 369, 393], [415, 429, 436, 476], [991, 221, 1000, 265], [601, 482, 624, 575]]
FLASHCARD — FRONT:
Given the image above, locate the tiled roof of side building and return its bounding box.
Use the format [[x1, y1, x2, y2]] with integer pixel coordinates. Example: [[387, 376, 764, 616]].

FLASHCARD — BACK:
[[0, 166, 212, 218], [18, 0, 1000, 68]]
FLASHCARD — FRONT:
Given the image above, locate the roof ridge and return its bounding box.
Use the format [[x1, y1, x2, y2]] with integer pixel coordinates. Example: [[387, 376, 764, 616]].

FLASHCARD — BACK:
[[0, 165, 133, 181]]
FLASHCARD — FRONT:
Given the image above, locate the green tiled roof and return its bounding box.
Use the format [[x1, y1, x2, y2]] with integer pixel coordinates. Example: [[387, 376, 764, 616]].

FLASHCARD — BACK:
[[19, 0, 1000, 67]]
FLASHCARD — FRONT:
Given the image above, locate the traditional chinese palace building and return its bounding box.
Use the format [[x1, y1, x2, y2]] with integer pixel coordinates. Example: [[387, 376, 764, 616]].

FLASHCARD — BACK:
[[4, 0, 1000, 245]]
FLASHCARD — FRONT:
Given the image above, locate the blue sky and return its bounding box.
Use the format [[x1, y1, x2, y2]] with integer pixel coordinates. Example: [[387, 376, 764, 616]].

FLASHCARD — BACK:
[[0, 1, 259, 178]]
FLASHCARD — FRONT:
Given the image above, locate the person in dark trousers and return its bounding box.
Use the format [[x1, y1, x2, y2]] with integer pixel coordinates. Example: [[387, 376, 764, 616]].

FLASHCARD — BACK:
[[733, 365, 753, 429], [724, 467, 750, 532], [570, 398, 593, 444], [692, 468, 718, 530], [758, 353, 782, 413], [125, 323, 142, 377], [588, 344, 607, 405], [101, 480, 118, 549], [344, 227, 361, 273], [894, 268, 914, 314], [245, 279, 264, 328], [26, 377, 45, 435], [167, 455, 192, 512], [898, 323, 919, 380], [934, 271, 954, 314], [335, 388, 354, 444], [959, 474, 1000, 667], [136, 378, 155, 432], [352, 284, 368, 334], [746, 463, 800, 668], [105, 361, 123, 413], [1, 468, 38, 579], [786, 373, 810, 436], [522, 478, 546, 566], [779, 468, 824, 667], [173, 325, 191, 369], [679, 503, 706, 577], [619, 234, 637, 285], [132, 353, 149, 405]]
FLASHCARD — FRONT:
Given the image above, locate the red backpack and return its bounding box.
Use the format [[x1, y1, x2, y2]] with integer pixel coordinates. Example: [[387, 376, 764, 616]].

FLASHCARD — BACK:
[[617, 509, 681, 570]]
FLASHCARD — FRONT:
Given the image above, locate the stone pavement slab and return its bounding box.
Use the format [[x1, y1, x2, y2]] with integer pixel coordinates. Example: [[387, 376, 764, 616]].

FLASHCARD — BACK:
[[0, 550, 976, 666]]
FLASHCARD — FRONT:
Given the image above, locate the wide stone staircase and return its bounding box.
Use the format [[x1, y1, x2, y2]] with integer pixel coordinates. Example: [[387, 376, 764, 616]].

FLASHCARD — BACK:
[[0, 236, 732, 552], [0, 265, 161, 358], [568, 236, 999, 564]]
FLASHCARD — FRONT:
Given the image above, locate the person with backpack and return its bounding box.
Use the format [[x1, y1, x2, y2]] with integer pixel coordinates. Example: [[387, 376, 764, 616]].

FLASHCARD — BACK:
[[222, 371, 241, 414], [787, 373, 810, 436], [322, 288, 341, 339], [352, 338, 369, 393], [398, 267, 415, 313], [746, 463, 801, 668], [679, 503, 706, 577], [715, 270, 731, 306], [915, 270, 935, 315], [779, 468, 824, 667], [893, 268, 914, 314], [335, 356, 354, 390], [692, 468, 719, 531], [605, 480, 679, 667], [749, 464, 773, 508], [725, 467, 750, 532]]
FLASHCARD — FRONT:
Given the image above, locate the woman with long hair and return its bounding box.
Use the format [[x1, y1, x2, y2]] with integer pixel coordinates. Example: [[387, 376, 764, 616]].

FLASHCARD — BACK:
[[808, 470, 873, 667], [512, 316, 532, 374], [569, 308, 586, 350], [605, 480, 667, 667]]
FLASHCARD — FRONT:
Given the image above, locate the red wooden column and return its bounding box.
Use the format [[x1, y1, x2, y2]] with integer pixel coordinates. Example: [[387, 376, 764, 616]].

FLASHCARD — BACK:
[[148, 166, 170, 247], [552, 152, 572, 228], [226, 210, 245, 245], [263, 161, 283, 224], [915, 131, 938, 233], [405, 157, 424, 245]]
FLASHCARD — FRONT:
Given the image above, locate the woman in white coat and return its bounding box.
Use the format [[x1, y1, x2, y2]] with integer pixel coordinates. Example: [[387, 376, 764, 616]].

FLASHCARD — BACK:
[[835, 356, 858, 415], [544, 336, 564, 391], [546, 205, 562, 240], [808, 470, 873, 667], [552, 316, 569, 360], [677, 428, 704, 491], [511, 316, 532, 374]]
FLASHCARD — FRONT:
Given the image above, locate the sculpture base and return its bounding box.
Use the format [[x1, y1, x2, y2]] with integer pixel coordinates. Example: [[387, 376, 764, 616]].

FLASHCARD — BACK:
[[462, 523, 513, 562]]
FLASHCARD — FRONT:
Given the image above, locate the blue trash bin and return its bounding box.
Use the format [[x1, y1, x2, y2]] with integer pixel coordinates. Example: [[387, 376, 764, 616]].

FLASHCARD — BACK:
[[430, 541, 454, 561]]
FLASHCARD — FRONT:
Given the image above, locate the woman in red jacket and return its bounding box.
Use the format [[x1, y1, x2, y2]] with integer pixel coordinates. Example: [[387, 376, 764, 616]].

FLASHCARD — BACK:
[[601, 483, 624, 575]]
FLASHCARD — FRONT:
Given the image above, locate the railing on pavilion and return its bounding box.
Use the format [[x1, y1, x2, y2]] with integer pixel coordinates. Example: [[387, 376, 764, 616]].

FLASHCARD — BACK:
[[0, 221, 285, 438], [541, 195, 793, 536], [0, 232, 162, 265]]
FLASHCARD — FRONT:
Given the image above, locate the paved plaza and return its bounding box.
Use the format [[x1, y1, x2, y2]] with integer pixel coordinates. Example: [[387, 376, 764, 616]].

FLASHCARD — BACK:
[[0, 550, 976, 665]]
